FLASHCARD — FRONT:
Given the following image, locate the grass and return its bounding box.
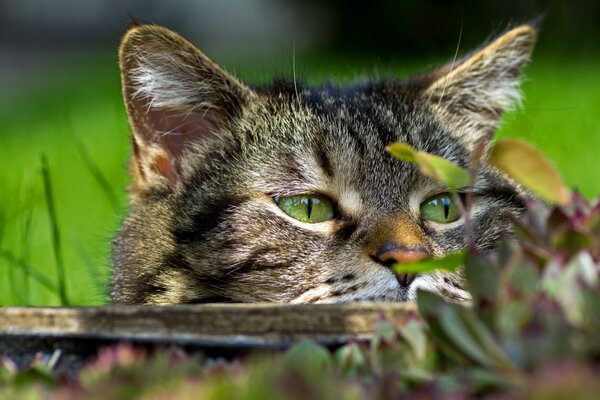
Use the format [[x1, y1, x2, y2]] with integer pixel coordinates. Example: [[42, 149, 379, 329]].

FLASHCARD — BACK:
[[0, 50, 598, 306]]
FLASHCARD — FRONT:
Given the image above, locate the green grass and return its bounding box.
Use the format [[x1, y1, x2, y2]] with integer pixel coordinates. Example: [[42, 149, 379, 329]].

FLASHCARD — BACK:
[[0, 51, 598, 306], [497, 56, 600, 198]]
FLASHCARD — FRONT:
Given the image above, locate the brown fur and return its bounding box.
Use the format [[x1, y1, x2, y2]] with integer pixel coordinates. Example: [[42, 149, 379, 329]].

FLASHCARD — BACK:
[[111, 24, 536, 304]]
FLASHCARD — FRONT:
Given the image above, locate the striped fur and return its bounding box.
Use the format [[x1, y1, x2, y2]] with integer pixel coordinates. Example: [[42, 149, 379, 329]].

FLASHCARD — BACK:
[[111, 24, 535, 304]]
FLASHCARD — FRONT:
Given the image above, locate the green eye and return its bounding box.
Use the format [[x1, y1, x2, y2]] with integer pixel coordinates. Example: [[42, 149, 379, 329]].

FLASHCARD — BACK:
[[275, 195, 335, 223], [420, 193, 461, 223]]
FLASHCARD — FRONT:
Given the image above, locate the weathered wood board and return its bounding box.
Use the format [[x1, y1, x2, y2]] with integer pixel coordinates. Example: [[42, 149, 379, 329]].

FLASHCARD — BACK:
[[0, 303, 415, 370]]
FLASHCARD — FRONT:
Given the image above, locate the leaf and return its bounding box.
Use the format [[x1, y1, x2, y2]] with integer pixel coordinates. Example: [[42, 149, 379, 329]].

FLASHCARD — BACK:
[[373, 320, 398, 345], [465, 252, 499, 303], [393, 251, 465, 274], [415, 152, 471, 190], [464, 252, 500, 329], [0, 357, 17, 383], [387, 142, 470, 189], [467, 368, 513, 392], [488, 139, 570, 205], [399, 368, 434, 385], [552, 231, 594, 254], [335, 342, 367, 374], [386, 142, 417, 162], [418, 289, 516, 371], [417, 290, 473, 363], [542, 252, 598, 326], [401, 319, 428, 364], [284, 340, 332, 370], [438, 303, 516, 371]]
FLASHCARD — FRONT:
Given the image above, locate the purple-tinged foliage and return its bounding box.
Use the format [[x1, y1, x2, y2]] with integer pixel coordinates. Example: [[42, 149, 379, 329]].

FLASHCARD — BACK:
[[2, 190, 600, 397]]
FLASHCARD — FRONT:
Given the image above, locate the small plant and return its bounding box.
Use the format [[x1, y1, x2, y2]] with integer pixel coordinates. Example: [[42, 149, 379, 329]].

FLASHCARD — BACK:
[[2, 139, 599, 399]]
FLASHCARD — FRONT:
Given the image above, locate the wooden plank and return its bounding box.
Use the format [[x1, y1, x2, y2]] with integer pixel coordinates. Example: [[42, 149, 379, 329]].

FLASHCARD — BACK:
[[0, 303, 415, 346]]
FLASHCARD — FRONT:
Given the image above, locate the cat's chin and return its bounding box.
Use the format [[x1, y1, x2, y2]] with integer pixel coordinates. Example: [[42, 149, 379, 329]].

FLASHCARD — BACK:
[[406, 274, 471, 303], [290, 288, 407, 304]]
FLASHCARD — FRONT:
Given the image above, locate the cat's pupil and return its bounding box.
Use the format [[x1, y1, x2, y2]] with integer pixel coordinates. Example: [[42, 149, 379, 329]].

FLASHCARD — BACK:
[[306, 197, 312, 219], [442, 197, 450, 220]]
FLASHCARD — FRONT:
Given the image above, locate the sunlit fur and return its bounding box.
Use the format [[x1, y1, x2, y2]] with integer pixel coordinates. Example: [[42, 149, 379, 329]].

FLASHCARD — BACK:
[[111, 24, 536, 304]]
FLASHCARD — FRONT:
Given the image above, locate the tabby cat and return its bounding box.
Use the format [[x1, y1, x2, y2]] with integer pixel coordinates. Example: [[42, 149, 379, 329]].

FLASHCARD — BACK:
[[111, 23, 535, 304]]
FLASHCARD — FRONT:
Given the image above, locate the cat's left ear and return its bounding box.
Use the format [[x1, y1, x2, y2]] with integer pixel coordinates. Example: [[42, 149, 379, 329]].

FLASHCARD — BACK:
[[423, 24, 536, 145]]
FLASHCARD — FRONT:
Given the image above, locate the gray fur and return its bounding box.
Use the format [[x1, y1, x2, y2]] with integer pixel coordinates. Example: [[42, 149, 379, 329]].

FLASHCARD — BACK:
[[111, 24, 536, 304]]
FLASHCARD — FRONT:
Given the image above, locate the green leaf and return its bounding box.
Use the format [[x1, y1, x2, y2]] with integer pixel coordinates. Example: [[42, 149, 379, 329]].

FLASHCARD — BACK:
[[373, 320, 397, 344], [417, 290, 473, 363], [465, 252, 499, 304], [401, 319, 428, 364], [393, 251, 465, 274], [386, 142, 417, 162], [0, 357, 17, 383], [542, 252, 598, 326], [488, 139, 571, 205], [399, 368, 434, 385], [468, 368, 513, 392], [284, 340, 332, 370], [464, 252, 500, 329], [387, 142, 470, 189], [415, 152, 471, 190], [552, 231, 594, 254], [335, 343, 366, 375], [439, 304, 516, 371]]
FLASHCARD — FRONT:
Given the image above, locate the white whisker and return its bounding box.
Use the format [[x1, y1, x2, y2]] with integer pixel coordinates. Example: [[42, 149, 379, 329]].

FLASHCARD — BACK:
[[436, 20, 464, 109]]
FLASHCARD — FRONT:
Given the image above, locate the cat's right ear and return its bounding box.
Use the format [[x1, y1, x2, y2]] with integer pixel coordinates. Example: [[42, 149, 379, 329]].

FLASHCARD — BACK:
[[119, 25, 255, 189], [421, 24, 536, 147]]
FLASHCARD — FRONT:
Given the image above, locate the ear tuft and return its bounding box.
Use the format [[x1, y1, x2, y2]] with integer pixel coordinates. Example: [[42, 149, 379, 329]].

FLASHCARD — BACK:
[[424, 24, 537, 146]]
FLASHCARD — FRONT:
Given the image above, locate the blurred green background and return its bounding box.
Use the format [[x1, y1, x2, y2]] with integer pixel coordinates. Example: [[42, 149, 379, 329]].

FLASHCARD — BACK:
[[0, 0, 598, 306]]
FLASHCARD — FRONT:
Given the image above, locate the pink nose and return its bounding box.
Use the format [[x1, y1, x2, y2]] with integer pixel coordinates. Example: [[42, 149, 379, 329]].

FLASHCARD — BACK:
[[373, 243, 429, 287], [377, 249, 428, 265]]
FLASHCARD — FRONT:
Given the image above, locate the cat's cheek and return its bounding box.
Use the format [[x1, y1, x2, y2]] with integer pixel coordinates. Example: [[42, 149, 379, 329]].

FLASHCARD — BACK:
[[289, 263, 404, 303]]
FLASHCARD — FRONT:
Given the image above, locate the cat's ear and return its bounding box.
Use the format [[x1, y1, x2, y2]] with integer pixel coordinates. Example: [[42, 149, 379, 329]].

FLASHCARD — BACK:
[[422, 24, 536, 145], [119, 25, 255, 188]]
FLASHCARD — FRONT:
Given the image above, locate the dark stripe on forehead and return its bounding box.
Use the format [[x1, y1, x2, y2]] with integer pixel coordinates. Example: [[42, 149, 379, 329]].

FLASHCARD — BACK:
[[475, 170, 526, 209], [372, 111, 396, 149], [314, 141, 334, 178], [346, 124, 367, 156], [477, 179, 526, 209]]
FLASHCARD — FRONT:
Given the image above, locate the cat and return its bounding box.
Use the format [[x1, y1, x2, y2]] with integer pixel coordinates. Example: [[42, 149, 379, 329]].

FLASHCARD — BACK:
[[111, 23, 535, 304]]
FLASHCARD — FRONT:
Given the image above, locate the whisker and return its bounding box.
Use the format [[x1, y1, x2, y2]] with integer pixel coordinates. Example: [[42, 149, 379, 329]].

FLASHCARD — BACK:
[[292, 40, 301, 108], [436, 19, 464, 109]]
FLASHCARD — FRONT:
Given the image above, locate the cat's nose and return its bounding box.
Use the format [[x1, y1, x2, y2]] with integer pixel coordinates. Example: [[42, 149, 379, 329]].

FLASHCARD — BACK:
[[372, 242, 429, 287]]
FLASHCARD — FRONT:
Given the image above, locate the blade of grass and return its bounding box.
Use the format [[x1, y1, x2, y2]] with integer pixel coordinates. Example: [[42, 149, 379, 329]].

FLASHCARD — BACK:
[[0, 209, 5, 251], [0, 210, 16, 305], [0, 208, 14, 303], [73, 238, 108, 302], [18, 206, 35, 304], [0, 249, 59, 295], [40, 154, 69, 305], [74, 136, 119, 212]]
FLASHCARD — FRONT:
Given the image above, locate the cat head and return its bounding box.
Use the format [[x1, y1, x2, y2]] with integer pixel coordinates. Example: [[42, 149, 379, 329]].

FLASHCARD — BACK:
[[111, 24, 536, 304]]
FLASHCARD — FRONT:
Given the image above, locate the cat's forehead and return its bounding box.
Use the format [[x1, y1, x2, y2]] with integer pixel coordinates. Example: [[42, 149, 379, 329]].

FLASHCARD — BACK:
[[259, 79, 463, 153], [245, 81, 471, 209]]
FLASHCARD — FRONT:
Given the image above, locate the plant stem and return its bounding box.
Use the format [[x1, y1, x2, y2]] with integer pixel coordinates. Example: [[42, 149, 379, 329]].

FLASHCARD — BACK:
[[74, 136, 119, 212]]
